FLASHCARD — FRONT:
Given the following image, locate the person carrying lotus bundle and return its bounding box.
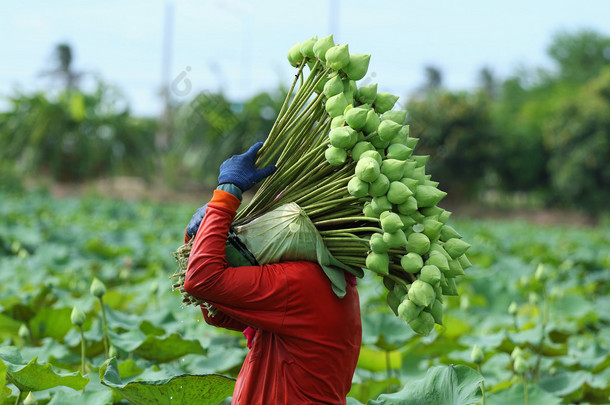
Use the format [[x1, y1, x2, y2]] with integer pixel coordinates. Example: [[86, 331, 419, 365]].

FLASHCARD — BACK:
[[183, 142, 362, 404]]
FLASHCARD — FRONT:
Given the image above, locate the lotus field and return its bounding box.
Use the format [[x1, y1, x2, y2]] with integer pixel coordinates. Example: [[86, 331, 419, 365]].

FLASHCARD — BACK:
[[0, 189, 607, 404]]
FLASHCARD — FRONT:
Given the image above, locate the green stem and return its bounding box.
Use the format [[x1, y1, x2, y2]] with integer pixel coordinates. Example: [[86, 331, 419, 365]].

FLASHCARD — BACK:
[[314, 216, 380, 227], [522, 375, 529, 405], [477, 364, 486, 405], [386, 350, 392, 393], [79, 326, 86, 376], [534, 285, 548, 381], [99, 296, 109, 357], [319, 227, 383, 235]]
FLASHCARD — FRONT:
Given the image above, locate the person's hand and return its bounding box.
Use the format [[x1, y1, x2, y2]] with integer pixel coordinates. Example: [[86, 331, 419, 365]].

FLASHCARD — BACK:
[[218, 142, 276, 192], [186, 204, 207, 238]]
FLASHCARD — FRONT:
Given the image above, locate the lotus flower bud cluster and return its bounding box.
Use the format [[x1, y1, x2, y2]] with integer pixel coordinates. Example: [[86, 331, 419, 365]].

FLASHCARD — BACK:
[[173, 34, 471, 337]]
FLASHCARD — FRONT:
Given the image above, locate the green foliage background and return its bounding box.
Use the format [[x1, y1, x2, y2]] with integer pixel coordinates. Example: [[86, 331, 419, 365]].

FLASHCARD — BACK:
[[0, 189, 608, 404], [1, 29, 609, 213]]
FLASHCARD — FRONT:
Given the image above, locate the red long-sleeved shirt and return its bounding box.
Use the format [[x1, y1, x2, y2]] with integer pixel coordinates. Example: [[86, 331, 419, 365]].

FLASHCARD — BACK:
[[184, 190, 362, 404]]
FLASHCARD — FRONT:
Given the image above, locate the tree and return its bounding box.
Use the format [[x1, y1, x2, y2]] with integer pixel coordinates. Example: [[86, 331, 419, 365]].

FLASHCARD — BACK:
[[40, 43, 84, 91], [548, 29, 610, 84]]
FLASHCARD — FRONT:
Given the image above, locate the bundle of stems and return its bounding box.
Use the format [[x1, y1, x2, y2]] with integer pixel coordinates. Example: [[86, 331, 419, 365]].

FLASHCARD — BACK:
[[231, 59, 414, 288]]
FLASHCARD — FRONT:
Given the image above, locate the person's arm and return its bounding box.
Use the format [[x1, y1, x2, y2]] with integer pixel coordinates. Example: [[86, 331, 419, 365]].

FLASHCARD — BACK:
[[184, 142, 285, 332], [184, 190, 289, 333]]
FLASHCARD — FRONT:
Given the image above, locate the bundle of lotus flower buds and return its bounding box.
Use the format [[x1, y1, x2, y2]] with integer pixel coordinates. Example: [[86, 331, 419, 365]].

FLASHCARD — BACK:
[[173, 34, 471, 336]]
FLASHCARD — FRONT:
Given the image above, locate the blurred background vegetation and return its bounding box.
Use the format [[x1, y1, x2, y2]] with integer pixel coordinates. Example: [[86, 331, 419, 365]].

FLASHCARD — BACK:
[[1, 29, 609, 216]]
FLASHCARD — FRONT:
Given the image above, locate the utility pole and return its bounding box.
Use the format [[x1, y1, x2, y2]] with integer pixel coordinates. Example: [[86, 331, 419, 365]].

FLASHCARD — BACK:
[[157, 0, 175, 159]]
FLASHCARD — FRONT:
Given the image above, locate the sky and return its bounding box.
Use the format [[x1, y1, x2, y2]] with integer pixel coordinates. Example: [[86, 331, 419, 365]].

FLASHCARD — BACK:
[[1, 0, 610, 116]]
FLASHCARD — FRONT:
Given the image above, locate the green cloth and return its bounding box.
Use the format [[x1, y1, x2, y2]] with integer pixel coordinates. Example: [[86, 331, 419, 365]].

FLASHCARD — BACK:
[[216, 183, 243, 201], [233, 203, 363, 298]]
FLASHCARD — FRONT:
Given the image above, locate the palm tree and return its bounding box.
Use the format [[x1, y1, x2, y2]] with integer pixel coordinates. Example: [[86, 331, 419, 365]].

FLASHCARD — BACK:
[[40, 43, 83, 91]]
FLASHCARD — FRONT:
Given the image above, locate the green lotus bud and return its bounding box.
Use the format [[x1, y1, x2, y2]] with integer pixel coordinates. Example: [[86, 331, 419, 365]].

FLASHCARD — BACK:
[[300, 36, 317, 59], [313, 34, 335, 61], [329, 127, 353, 148], [398, 299, 422, 323], [287, 42, 304, 67], [358, 150, 382, 166], [402, 160, 417, 178], [355, 157, 380, 182], [428, 299, 443, 325], [71, 305, 86, 327], [535, 263, 548, 282], [325, 44, 350, 70], [420, 206, 442, 218], [513, 356, 528, 374], [415, 185, 447, 208], [409, 310, 435, 335], [363, 109, 380, 133], [446, 259, 465, 277], [357, 83, 378, 104], [444, 238, 471, 259], [374, 92, 399, 114], [315, 74, 330, 93], [369, 232, 389, 254], [438, 209, 452, 223], [458, 254, 472, 269], [403, 135, 417, 149], [351, 141, 375, 161], [397, 196, 418, 215], [412, 155, 429, 168], [511, 346, 524, 361], [419, 265, 441, 286], [23, 392, 37, 405], [108, 345, 118, 358], [387, 181, 412, 204], [377, 120, 402, 142], [371, 196, 392, 214], [368, 132, 390, 149], [401, 252, 423, 273], [382, 110, 407, 125], [369, 174, 390, 197], [508, 301, 518, 316], [330, 115, 345, 130], [343, 53, 371, 80], [386, 144, 412, 160], [366, 252, 389, 275], [408, 280, 435, 307], [400, 176, 419, 190], [440, 225, 462, 242], [90, 278, 106, 297], [426, 252, 450, 272], [412, 223, 425, 233], [324, 75, 344, 98], [345, 107, 368, 130], [363, 202, 377, 218], [441, 276, 458, 296], [347, 176, 369, 197], [325, 146, 347, 166], [471, 345, 484, 364], [406, 232, 430, 255], [18, 323, 30, 340], [380, 160, 406, 182], [424, 180, 440, 187], [391, 125, 410, 145], [325, 93, 348, 118], [381, 212, 404, 233], [399, 214, 416, 228], [423, 219, 443, 241]]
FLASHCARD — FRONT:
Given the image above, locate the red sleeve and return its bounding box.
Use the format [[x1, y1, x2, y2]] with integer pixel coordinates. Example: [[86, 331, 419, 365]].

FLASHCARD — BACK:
[[184, 190, 289, 333], [200, 307, 248, 332]]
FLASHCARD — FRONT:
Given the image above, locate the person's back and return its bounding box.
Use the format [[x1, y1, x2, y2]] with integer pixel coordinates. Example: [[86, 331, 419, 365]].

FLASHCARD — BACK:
[[185, 186, 362, 404]]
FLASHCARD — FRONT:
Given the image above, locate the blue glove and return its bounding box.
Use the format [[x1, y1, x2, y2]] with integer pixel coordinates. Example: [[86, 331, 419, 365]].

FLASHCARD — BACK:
[[218, 142, 277, 192], [186, 204, 207, 237]]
